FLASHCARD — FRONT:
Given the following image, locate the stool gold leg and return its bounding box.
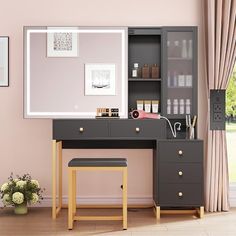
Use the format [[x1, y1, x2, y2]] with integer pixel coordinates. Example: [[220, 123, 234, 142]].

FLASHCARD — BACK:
[[122, 167, 127, 230], [72, 170, 77, 215], [52, 140, 57, 219], [68, 169, 74, 230]]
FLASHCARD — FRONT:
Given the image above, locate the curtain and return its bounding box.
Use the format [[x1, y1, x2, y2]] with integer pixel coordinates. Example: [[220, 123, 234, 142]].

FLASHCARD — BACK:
[[204, 0, 236, 212]]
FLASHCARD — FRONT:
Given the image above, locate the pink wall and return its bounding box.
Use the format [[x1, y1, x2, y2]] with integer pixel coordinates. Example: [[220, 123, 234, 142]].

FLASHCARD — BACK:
[[0, 0, 206, 205]]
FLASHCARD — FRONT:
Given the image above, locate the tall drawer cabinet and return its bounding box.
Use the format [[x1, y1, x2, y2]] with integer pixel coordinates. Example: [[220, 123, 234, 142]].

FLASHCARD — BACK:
[[158, 140, 204, 214]]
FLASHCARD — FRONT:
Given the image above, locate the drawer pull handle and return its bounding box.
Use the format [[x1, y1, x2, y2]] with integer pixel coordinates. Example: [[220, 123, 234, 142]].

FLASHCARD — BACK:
[[178, 150, 183, 155], [79, 127, 84, 133], [178, 192, 183, 197], [178, 171, 183, 176], [135, 127, 140, 133]]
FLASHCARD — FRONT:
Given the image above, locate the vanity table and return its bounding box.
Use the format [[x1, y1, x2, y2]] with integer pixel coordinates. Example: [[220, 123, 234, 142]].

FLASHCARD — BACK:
[[23, 25, 204, 220], [52, 119, 204, 219]]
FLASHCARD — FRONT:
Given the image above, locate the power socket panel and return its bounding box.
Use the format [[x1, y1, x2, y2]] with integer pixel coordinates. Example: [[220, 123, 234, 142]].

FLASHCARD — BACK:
[[210, 90, 225, 130]]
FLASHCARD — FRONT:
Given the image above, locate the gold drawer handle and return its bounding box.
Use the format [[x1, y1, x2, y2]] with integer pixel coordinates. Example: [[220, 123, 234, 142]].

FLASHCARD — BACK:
[[178, 171, 183, 176], [135, 127, 140, 133], [79, 127, 84, 133], [178, 150, 183, 155], [178, 192, 183, 197]]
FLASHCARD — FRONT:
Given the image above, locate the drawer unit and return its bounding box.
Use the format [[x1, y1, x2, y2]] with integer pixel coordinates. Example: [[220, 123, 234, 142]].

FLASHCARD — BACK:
[[110, 119, 166, 138], [158, 140, 204, 208], [53, 120, 109, 139], [159, 163, 202, 183], [159, 183, 203, 206], [159, 141, 203, 163]]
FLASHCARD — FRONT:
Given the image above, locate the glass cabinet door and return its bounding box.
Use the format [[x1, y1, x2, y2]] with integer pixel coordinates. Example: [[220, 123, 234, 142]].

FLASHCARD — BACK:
[[162, 28, 197, 118]]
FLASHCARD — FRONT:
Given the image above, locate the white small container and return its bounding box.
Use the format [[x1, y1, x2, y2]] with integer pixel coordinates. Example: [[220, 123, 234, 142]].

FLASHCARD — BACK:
[[178, 75, 185, 87], [137, 100, 143, 110], [152, 100, 159, 113], [173, 99, 178, 114], [179, 99, 185, 114], [185, 75, 192, 87], [132, 63, 139, 78], [185, 99, 191, 114], [167, 99, 171, 114], [144, 100, 151, 113]]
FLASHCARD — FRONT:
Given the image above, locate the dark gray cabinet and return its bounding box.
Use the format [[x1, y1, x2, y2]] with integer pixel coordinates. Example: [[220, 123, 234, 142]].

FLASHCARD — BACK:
[[128, 27, 198, 122], [162, 27, 198, 119], [158, 140, 203, 207]]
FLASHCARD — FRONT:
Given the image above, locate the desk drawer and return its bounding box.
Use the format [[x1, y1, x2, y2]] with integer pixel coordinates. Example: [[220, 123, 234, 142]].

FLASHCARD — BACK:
[[159, 163, 202, 183], [53, 120, 109, 139], [159, 141, 203, 163], [110, 120, 166, 138], [159, 183, 203, 206]]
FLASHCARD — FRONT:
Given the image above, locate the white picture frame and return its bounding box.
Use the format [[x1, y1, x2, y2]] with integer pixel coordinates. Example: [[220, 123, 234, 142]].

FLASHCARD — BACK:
[[0, 37, 9, 87], [85, 63, 116, 96], [47, 27, 78, 57]]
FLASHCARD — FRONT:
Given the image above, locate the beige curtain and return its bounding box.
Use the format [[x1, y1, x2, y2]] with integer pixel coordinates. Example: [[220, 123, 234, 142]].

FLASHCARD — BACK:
[[204, 0, 236, 212]]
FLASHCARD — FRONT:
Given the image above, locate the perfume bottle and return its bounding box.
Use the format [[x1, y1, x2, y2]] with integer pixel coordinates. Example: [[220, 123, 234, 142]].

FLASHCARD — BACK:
[[167, 71, 171, 87], [179, 99, 185, 114], [181, 39, 188, 58], [167, 99, 171, 114], [142, 64, 150, 78], [173, 99, 179, 114], [188, 39, 193, 59], [174, 40, 181, 57], [151, 64, 159, 78], [185, 99, 191, 114], [173, 71, 178, 87], [131, 63, 139, 78]]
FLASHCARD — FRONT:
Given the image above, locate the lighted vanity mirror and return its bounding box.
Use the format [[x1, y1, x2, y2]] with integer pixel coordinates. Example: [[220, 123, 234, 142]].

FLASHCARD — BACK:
[[24, 27, 128, 118]]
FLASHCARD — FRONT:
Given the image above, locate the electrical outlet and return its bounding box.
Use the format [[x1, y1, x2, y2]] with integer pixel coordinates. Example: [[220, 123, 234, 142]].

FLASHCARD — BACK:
[[210, 90, 225, 130], [213, 104, 223, 112], [213, 112, 223, 122]]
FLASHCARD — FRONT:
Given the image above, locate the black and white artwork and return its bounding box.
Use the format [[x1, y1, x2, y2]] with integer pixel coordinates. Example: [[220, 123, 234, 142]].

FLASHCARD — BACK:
[[85, 64, 116, 95], [47, 27, 78, 57], [0, 37, 9, 87]]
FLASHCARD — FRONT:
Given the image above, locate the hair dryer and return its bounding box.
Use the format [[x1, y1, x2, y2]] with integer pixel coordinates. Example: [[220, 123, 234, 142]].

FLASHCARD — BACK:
[[130, 110, 181, 138], [130, 110, 161, 119]]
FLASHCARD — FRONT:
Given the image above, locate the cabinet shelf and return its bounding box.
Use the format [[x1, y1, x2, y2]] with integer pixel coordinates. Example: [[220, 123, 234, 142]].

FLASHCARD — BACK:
[[129, 78, 161, 81]]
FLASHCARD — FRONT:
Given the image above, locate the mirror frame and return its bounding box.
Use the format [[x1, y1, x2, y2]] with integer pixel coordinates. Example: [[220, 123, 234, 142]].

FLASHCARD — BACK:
[[24, 26, 128, 118]]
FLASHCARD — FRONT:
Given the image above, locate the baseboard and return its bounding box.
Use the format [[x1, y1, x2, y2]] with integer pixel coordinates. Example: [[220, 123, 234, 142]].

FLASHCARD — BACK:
[[230, 184, 236, 207], [2, 188, 235, 208], [0, 195, 153, 208]]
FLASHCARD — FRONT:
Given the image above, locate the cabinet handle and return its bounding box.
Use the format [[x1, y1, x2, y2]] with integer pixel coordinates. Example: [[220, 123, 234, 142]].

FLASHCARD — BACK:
[[135, 127, 140, 133], [79, 127, 84, 133], [178, 171, 183, 176], [178, 192, 183, 197], [178, 150, 183, 155]]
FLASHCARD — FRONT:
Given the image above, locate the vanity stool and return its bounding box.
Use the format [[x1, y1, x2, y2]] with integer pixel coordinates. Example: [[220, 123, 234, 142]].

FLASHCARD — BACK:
[[68, 158, 128, 230]]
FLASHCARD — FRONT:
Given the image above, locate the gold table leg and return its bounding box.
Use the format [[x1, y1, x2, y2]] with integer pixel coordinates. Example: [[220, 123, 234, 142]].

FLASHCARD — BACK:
[[52, 140, 57, 219], [122, 167, 127, 230]]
